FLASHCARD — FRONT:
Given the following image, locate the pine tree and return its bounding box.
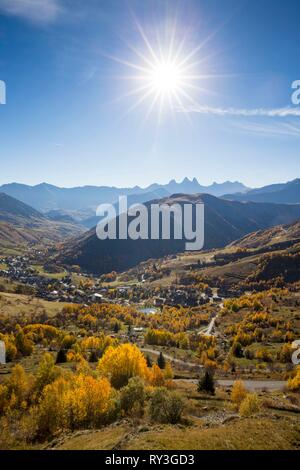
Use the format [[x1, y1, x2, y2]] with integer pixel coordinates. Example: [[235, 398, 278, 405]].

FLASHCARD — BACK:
[[157, 352, 166, 369], [197, 369, 215, 395], [55, 349, 67, 364], [89, 350, 99, 363]]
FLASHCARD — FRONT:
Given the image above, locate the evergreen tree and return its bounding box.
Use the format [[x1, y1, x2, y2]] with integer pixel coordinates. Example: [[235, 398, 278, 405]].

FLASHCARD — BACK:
[[55, 349, 67, 364], [89, 350, 99, 363], [157, 352, 166, 369], [231, 341, 243, 358], [197, 369, 215, 395]]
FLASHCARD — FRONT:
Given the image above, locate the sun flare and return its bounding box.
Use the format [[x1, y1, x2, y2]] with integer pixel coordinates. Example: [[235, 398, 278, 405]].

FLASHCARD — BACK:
[[109, 17, 214, 120], [149, 61, 184, 95]]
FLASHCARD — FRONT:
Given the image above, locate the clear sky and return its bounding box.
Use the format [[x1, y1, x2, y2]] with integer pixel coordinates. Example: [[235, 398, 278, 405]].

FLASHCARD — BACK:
[[0, 0, 299, 189]]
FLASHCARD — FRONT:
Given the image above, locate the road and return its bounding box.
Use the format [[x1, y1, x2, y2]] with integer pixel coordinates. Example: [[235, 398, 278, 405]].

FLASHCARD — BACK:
[[199, 315, 218, 336], [178, 378, 286, 391], [218, 379, 286, 391], [141, 349, 286, 391], [141, 348, 202, 369]]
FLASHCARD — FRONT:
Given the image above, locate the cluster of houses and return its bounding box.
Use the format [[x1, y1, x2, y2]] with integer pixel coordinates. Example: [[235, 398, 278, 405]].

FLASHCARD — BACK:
[[0, 255, 226, 309], [0, 255, 107, 304]]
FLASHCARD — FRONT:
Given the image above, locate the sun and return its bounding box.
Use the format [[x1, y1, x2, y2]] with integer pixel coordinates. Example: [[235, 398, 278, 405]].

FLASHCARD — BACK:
[[149, 61, 184, 95], [108, 16, 213, 120]]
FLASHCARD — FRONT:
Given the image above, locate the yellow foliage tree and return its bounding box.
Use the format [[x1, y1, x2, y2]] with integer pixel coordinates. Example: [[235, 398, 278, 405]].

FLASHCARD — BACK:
[[34, 353, 60, 394], [287, 367, 300, 392], [239, 393, 260, 417], [97, 343, 148, 388], [231, 380, 247, 405], [149, 364, 165, 387], [37, 374, 116, 436], [6, 364, 32, 410], [164, 362, 174, 380]]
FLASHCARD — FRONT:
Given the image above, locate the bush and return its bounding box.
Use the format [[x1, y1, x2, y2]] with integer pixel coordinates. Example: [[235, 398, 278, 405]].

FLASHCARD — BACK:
[[120, 377, 145, 416], [61, 334, 76, 349], [239, 393, 260, 417], [231, 380, 247, 405], [197, 370, 215, 395], [287, 367, 300, 392], [149, 387, 184, 424]]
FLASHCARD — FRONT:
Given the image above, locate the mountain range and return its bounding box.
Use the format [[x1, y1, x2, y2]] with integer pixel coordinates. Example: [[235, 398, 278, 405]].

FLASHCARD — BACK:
[[58, 193, 300, 274], [1, 178, 300, 228], [223, 178, 300, 204], [0, 193, 84, 252], [0, 179, 248, 219], [1, 176, 300, 274]]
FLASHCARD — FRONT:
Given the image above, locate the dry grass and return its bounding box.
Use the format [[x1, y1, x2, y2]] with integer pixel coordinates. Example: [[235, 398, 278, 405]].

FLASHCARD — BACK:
[[0, 292, 69, 318], [124, 418, 300, 450], [51, 416, 300, 450], [55, 425, 130, 450]]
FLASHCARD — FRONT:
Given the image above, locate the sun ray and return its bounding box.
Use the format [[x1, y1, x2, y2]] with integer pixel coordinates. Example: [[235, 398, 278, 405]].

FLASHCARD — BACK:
[[108, 16, 218, 121], [131, 13, 160, 66]]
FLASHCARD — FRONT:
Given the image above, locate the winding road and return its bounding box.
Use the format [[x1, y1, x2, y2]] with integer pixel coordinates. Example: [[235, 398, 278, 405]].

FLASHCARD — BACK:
[[141, 349, 286, 391]]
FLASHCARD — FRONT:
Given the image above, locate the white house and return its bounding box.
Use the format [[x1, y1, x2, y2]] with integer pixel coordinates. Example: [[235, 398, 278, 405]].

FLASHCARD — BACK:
[[0, 341, 6, 364]]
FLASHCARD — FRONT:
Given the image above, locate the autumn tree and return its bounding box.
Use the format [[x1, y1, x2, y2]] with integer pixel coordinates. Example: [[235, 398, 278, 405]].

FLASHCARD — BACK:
[[287, 367, 300, 392], [164, 362, 174, 380], [15, 326, 33, 357], [37, 374, 116, 437], [35, 353, 60, 394], [6, 364, 32, 410], [239, 393, 260, 417], [231, 380, 247, 405], [97, 343, 148, 388], [149, 364, 165, 387]]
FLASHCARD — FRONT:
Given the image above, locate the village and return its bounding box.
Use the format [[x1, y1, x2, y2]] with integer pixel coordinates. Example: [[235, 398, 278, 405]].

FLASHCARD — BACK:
[[0, 253, 226, 309]]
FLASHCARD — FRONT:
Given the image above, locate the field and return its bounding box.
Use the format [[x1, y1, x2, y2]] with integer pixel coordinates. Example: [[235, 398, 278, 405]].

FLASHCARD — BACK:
[[0, 292, 69, 319], [45, 380, 300, 450]]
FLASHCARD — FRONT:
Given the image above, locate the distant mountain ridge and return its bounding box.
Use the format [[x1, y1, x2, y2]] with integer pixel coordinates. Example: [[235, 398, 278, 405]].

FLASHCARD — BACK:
[[58, 193, 300, 275], [230, 220, 300, 250], [0, 193, 84, 250], [222, 178, 300, 204], [0, 179, 248, 218], [0, 192, 46, 225]]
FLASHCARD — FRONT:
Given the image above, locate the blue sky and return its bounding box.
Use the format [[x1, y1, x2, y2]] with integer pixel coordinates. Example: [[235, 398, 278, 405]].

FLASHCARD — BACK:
[[0, 0, 299, 189]]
